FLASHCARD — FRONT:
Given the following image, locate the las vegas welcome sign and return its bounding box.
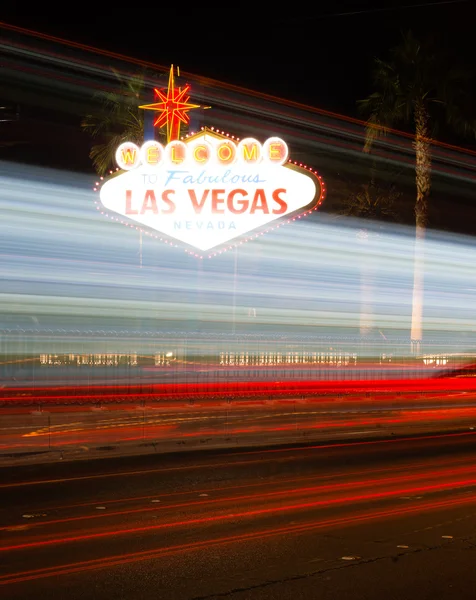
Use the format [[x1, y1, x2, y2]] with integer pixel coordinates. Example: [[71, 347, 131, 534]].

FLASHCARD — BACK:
[[97, 67, 325, 255]]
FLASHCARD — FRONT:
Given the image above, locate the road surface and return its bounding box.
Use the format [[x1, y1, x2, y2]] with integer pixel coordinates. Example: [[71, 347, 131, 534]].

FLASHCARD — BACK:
[[1, 431, 476, 599], [2, 389, 476, 461]]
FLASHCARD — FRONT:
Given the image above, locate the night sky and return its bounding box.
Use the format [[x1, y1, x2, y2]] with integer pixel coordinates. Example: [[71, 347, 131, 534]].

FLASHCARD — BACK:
[[2, 1, 474, 118]]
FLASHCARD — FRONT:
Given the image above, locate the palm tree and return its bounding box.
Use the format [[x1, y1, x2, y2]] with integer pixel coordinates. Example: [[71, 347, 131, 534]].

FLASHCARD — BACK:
[[82, 68, 170, 269], [81, 69, 166, 176], [339, 175, 401, 222], [358, 30, 475, 352]]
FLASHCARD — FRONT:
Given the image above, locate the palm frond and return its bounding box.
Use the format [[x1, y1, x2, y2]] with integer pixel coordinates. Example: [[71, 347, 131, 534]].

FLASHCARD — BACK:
[[358, 58, 406, 152], [340, 179, 401, 222], [356, 29, 475, 152], [89, 133, 125, 176], [358, 93, 399, 152], [81, 68, 167, 174]]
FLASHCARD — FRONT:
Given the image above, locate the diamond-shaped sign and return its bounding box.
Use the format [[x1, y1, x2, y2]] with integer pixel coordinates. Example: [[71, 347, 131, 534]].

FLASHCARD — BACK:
[[99, 130, 323, 252]]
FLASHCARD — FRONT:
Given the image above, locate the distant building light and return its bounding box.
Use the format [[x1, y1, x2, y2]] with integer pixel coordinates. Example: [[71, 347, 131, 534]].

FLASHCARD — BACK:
[[0, 104, 20, 122]]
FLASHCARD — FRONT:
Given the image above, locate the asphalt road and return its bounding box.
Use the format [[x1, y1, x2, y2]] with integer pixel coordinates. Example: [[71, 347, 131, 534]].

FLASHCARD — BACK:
[[1, 431, 476, 599], [2, 389, 476, 461]]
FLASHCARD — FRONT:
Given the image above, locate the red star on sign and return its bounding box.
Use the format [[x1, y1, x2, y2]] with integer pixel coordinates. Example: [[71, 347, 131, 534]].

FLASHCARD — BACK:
[[139, 64, 200, 143]]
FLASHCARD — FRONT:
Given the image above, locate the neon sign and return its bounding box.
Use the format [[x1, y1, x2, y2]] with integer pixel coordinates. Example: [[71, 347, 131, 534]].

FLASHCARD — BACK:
[[138, 64, 200, 143], [97, 66, 325, 254]]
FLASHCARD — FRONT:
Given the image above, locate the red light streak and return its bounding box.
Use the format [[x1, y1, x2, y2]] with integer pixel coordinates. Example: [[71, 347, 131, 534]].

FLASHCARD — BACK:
[[3, 474, 476, 553], [4, 375, 476, 405], [2, 430, 475, 489], [21, 451, 470, 516], [3, 460, 475, 534], [4, 402, 476, 457], [237, 429, 476, 456], [0, 493, 473, 587], [1, 21, 476, 159]]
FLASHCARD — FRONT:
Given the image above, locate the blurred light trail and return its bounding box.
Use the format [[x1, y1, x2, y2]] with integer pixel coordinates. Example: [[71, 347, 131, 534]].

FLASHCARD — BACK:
[[1, 432, 476, 592], [2, 429, 475, 488], [11, 450, 472, 517], [3, 470, 476, 553], [2, 20, 476, 159], [0, 440, 476, 585], [0, 493, 471, 587], [2, 161, 476, 344], [1, 402, 475, 450], [2, 41, 476, 185], [3, 458, 475, 534]]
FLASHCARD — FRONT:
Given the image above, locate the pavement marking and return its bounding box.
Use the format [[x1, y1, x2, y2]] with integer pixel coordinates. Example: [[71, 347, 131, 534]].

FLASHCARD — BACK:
[[442, 535, 454, 539], [150, 499, 161, 503], [95, 506, 106, 510], [341, 556, 360, 561], [397, 545, 409, 548]]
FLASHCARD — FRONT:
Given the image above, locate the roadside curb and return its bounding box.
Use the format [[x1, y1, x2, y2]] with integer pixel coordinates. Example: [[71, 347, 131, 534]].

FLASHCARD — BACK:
[[1, 426, 469, 468], [0, 436, 245, 467]]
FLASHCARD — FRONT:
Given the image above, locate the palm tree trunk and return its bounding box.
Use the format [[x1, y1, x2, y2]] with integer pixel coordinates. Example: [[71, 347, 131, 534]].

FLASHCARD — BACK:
[[410, 100, 431, 354]]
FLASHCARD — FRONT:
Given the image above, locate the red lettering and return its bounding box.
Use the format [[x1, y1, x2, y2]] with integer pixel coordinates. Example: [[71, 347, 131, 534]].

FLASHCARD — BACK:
[[140, 190, 159, 214], [211, 189, 226, 213], [161, 189, 176, 214], [227, 189, 249, 214], [272, 188, 287, 214], [188, 189, 209, 214], [250, 189, 269, 214], [125, 190, 138, 214]]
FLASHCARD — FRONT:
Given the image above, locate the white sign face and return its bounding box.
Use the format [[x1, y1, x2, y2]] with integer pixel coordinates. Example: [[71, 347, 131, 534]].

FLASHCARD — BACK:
[[99, 131, 319, 252]]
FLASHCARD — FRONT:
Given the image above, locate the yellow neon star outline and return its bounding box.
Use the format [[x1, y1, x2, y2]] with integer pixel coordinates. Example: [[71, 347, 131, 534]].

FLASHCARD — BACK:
[[139, 64, 200, 143]]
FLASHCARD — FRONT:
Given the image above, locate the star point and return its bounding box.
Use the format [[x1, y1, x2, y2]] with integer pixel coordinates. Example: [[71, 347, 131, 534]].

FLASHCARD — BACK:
[[139, 64, 201, 143]]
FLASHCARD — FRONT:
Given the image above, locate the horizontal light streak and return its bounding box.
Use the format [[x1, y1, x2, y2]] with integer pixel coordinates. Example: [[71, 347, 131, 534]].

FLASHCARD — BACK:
[[0, 492, 472, 587], [2, 163, 476, 347], [3, 473, 476, 553], [3, 459, 475, 536], [2, 20, 476, 171]]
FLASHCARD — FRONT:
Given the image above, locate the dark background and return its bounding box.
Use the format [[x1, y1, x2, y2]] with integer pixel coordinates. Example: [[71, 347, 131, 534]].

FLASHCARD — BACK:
[[2, 0, 475, 118], [1, 1, 475, 235]]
